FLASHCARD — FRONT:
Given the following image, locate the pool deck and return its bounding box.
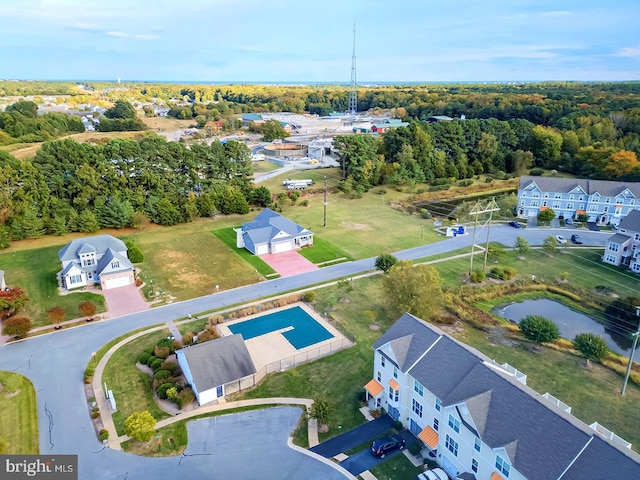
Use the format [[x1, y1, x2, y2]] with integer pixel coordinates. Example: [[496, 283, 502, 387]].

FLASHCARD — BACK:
[[218, 302, 350, 372]]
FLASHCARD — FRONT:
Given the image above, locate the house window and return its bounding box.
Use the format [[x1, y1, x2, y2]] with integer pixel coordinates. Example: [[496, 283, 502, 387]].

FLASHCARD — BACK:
[[579, 196, 584, 201], [616, 198, 623, 204], [435, 398, 441, 411], [111, 260, 120, 269], [388, 387, 398, 402], [567, 203, 574, 210], [605, 197, 610, 203], [589, 205, 597, 212], [472, 459, 478, 473], [496, 455, 511, 477], [630, 200, 635, 206], [445, 435, 459, 457], [433, 418, 439, 431], [377, 371, 381, 382], [532, 192, 540, 198], [414, 380, 424, 396], [474, 437, 481, 452], [609, 243, 619, 252], [393, 367, 398, 378], [543, 193, 549, 198], [522, 192, 527, 197], [554, 193, 561, 199], [569, 194, 574, 200], [552, 202, 561, 209], [633, 263, 640, 272], [531, 201, 539, 207], [87, 272, 93, 279], [606, 254, 617, 263], [448, 414, 460, 433], [603, 206, 608, 213], [412, 399, 423, 418], [69, 274, 82, 284], [542, 201, 548, 207], [381, 356, 385, 368], [635, 233, 640, 241]]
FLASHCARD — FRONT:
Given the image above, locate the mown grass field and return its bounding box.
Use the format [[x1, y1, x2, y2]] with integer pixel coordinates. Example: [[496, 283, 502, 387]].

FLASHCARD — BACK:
[[0, 243, 105, 328], [296, 236, 353, 264], [0, 371, 39, 454], [102, 329, 172, 435]]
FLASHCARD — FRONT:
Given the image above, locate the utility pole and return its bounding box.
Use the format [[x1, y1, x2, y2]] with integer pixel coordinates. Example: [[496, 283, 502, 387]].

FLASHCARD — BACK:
[[621, 306, 640, 396], [469, 199, 500, 275], [323, 175, 328, 227], [348, 20, 357, 114]]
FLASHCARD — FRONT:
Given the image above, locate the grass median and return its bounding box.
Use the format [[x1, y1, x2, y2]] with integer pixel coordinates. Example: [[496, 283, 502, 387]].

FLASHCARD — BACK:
[[0, 371, 39, 454]]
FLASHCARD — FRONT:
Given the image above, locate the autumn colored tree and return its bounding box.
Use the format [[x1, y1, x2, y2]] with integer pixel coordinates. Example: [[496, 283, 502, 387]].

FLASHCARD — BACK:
[[603, 150, 638, 178], [124, 411, 156, 442], [2, 316, 31, 338], [47, 306, 66, 329], [78, 301, 97, 319], [0, 287, 28, 319]]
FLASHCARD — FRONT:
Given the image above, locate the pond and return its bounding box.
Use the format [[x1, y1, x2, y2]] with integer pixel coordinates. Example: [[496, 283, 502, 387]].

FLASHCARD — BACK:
[[493, 298, 635, 357]]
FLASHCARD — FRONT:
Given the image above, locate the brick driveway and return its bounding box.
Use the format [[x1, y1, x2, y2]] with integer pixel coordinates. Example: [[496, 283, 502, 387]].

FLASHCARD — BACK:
[[259, 250, 319, 276], [102, 284, 149, 318]]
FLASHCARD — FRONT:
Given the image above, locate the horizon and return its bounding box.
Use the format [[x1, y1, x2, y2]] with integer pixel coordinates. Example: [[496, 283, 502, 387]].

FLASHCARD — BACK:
[[1, 1, 639, 82]]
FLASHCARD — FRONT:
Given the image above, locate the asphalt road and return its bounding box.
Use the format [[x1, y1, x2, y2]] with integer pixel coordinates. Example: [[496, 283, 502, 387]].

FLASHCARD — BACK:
[[0, 225, 612, 479]]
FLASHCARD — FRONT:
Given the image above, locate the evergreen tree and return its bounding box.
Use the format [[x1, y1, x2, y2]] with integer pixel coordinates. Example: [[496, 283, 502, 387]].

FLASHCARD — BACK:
[[22, 206, 46, 238], [100, 197, 133, 229], [76, 210, 99, 233]]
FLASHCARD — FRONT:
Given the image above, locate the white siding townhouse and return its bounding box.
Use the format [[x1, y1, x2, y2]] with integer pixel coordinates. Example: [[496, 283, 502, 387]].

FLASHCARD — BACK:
[[517, 176, 640, 226], [365, 313, 640, 480], [603, 210, 640, 274]]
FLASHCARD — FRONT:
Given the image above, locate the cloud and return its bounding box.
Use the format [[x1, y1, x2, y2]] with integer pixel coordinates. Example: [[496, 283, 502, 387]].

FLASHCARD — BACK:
[[615, 46, 640, 57], [106, 31, 128, 37]]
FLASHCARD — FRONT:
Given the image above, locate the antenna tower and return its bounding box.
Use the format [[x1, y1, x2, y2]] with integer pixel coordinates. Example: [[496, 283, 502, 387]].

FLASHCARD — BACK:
[[348, 21, 357, 114]]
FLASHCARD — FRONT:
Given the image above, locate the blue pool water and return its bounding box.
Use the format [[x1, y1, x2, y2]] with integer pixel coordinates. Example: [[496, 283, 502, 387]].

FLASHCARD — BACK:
[[228, 306, 334, 350]]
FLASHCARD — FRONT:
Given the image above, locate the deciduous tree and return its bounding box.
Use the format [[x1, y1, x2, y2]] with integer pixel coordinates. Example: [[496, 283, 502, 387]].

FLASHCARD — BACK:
[[374, 253, 398, 274], [514, 236, 531, 255], [519, 315, 560, 349], [124, 411, 156, 442], [573, 333, 609, 367], [47, 306, 66, 328], [2, 316, 31, 338], [78, 301, 97, 319], [382, 260, 443, 321]]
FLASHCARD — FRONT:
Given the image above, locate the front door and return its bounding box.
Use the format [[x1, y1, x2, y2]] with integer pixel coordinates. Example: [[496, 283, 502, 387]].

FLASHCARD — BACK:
[[216, 385, 224, 398]]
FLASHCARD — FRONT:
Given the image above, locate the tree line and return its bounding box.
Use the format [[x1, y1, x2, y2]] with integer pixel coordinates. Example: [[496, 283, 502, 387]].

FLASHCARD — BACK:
[[0, 135, 272, 247]]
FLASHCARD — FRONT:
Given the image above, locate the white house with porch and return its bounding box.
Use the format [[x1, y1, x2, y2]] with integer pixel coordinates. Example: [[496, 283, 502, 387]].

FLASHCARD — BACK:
[[58, 234, 135, 290], [235, 208, 313, 255]]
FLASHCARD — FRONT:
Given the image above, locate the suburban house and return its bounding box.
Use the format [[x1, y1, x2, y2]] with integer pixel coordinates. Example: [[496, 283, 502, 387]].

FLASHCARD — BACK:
[[58, 234, 135, 290], [517, 176, 640, 225], [176, 334, 257, 405], [603, 209, 640, 273], [235, 208, 313, 255], [365, 313, 640, 480]]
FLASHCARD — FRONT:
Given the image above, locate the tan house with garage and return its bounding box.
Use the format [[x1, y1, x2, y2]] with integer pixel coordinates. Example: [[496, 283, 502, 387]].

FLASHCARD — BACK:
[[58, 234, 135, 290]]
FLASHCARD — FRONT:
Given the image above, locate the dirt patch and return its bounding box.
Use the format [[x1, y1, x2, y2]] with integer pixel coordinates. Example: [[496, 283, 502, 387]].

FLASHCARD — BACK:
[[339, 221, 372, 231], [5, 388, 21, 398], [174, 272, 211, 285]]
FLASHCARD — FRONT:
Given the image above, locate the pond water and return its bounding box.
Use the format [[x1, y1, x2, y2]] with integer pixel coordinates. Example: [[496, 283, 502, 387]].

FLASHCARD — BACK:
[[493, 299, 634, 356]]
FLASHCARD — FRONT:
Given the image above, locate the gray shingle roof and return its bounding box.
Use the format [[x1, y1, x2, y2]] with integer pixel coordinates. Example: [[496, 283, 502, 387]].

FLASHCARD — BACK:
[[179, 334, 256, 391], [58, 234, 127, 261], [608, 233, 632, 244], [375, 314, 640, 480], [519, 176, 640, 197], [619, 209, 640, 232], [242, 208, 312, 246], [96, 247, 134, 274], [560, 436, 640, 480]]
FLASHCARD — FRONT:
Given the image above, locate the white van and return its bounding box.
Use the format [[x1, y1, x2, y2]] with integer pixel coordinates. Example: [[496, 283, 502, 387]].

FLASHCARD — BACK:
[[416, 468, 448, 480]]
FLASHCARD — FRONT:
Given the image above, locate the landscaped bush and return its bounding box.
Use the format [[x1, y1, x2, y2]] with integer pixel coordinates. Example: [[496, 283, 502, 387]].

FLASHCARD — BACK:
[[156, 382, 175, 399], [458, 179, 473, 187], [182, 332, 195, 345], [154, 345, 171, 359], [197, 329, 218, 343], [530, 168, 544, 176], [470, 269, 486, 283], [83, 366, 95, 382], [138, 352, 151, 365], [150, 358, 164, 371], [160, 361, 179, 374], [153, 369, 171, 380], [420, 208, 432, 219], [99, 429, 109, 441], [302, 291, 316, 302], [146, 355, 157, 367], [175, 388, 195, 409], [300, 200, 308, 207], [91, 411, 100, 419], [489, 266, 516, 280]]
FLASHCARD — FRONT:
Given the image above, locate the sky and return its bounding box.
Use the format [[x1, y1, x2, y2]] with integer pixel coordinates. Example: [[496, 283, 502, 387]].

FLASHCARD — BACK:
[[1, 0, 639, 83]]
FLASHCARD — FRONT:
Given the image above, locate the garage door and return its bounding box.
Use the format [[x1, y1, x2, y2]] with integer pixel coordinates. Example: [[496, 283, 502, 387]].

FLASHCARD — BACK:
[[104, 276, 131, 290], [272, 241, 292, 253]]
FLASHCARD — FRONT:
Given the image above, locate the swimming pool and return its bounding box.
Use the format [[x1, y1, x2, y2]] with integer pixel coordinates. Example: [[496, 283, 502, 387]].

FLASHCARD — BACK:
[[228, 306, 334, 350]]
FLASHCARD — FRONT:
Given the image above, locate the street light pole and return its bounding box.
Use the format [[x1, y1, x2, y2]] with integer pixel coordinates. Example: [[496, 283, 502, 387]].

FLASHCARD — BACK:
[[621, 306, 640, 396]]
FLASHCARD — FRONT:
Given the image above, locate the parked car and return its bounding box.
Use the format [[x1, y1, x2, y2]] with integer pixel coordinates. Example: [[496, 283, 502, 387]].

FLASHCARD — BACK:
[[416, 468, 449, 480], [571, 234, 583, 244], [556, 235, 567, 244], [508, 221, 522, 228], [565, 217, 574, 225], [370, 435, 406, 458]]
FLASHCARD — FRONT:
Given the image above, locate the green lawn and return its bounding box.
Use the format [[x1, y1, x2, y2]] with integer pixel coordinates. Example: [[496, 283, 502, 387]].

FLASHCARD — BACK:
[[0, 244, 105, 328], [102, 329, 172, 435], [211, 227, 278, 277], [0, 371, 39, 454], [297, 236, 353, 264], [252, 160, 281, 173], [369, 454, 424, 480]]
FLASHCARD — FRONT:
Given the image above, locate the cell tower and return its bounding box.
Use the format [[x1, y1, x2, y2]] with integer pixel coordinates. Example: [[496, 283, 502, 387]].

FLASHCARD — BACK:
[[348, 21, 357, 114]]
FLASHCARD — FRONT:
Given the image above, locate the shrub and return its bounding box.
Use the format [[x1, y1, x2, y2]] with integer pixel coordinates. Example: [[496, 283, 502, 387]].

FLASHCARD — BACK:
[[153, 369, 171, 380], [182, 332, 195, 345], [300, 200, 309, 207], [160, 361, 179, 374], [150, 358, 164, 371], [154, 346, 171, 359], [99, 429, 109, 441], [124, 411, 156, 442], [176, 388, 196, 409], [2, 316, 31, 338], [489, 266, 515, 280], [156, 382, 175, 399], [125, 240, 144, 263], [138, 352, 151, 365], [146, 355, 158, 367], [530, 168, 544, 176], [469, 269, 486, 283], [156, 337, 175, 350], [420, 208, 432, 219], [302, 291, 317, 302], [428, 184, 450, 192], [91, 411, 100, 419], [197, 330, 218, 343], [84, 367, 95, 382], [519, 315, 560, 346], [458, 179, 473, 187]]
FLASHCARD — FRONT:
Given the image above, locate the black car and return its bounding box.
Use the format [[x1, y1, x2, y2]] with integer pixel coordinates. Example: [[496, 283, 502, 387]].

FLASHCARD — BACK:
[[571, 234, 583, 244], [508, 221, 522, 228], [370, 435, 406, 458]]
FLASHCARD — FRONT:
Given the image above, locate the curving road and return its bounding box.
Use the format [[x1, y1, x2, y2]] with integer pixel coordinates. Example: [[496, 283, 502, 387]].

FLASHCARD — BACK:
[[0, 225, 611, 479]]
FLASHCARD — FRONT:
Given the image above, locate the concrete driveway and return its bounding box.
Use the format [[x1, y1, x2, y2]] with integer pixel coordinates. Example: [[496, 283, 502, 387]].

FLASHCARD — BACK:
[[102, 284, 149, 319], [260, 250, 318, 277]]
